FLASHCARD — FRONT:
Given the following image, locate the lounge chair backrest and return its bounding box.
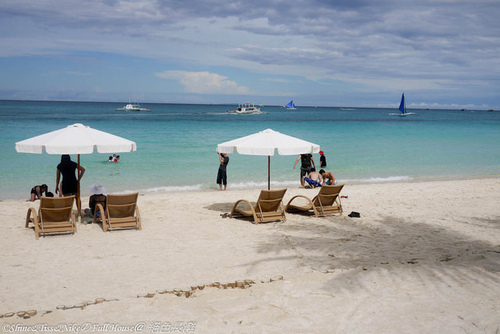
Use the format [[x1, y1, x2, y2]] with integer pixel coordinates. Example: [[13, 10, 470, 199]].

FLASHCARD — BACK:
[[39, 196, 75, 222], [257, 189, 287, 212], [107, 193, 138, 218], [313, 185, 344, 208]]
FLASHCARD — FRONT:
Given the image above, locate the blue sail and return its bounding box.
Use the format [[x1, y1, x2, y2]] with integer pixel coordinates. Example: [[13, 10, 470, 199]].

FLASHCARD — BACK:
[[285, 100, 296, 109], [398, 93, 406, 115]]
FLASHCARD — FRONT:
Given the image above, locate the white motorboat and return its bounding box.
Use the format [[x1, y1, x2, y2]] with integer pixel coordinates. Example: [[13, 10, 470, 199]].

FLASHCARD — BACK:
[[116, 102, 150, 112], [227, 103, 263, 115]]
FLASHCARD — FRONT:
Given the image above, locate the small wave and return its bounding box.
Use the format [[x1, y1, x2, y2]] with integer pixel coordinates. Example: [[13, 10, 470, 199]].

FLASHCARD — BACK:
[[347, 176, 412, 183], [142, 184, 204, 193], [123, 176, 413, 195], [230, 180, 297, 189]]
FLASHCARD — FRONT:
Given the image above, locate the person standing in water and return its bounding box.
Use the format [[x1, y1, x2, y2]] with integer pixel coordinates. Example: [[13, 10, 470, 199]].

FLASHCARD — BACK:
[[293, 153, 315, 187], [319, 151, 327, 168]]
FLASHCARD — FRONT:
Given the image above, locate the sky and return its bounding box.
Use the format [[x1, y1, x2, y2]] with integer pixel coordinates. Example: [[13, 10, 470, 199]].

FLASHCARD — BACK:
[[0, 0, 499, 109]]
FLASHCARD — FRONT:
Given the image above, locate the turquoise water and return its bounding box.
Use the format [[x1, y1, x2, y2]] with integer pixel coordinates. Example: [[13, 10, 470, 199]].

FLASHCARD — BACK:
[[1, 100, 499, 200]]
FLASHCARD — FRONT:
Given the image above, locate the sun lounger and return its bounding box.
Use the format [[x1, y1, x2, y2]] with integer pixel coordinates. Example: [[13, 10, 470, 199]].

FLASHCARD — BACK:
[[95, 192, 142, 232], [285, 184, 344, 217], [25, 195, 77, 239], [230, 189, 287, 224]]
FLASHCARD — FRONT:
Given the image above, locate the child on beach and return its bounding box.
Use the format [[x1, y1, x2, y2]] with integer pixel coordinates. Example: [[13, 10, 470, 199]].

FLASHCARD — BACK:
[[28, 184, 48, 201]]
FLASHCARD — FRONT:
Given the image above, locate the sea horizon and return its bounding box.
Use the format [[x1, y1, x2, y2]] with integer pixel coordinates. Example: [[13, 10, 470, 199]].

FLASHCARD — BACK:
[[1, 99, 497, 112]]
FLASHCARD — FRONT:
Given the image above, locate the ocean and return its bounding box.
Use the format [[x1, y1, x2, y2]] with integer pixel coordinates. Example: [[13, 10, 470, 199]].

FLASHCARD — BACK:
[[1, 100, 499, 201]]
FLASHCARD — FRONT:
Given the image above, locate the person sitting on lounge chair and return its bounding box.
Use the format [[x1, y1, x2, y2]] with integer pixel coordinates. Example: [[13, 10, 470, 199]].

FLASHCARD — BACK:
[[303, 168, 322, 188], [88, 183, 107, 217]]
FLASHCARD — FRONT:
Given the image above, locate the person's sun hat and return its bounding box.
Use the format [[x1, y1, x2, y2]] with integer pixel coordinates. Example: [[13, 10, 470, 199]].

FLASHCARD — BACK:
[[89, 183, 106, 195]]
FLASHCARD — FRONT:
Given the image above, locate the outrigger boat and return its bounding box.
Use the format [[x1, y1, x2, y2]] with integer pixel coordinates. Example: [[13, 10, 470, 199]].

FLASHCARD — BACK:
[[284, 100, 296, 110], [227, 103, 263, 115]]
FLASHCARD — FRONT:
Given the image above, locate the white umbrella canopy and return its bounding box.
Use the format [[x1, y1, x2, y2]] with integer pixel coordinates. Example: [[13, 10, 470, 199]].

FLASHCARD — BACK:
[[15, 123, 137, 216], [15, 123, 137, 154], [217, 129, 320, 189]]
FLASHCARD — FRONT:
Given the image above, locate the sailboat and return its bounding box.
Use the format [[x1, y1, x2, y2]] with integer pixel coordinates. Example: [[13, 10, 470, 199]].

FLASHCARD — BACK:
[[285, 100, 296, 110], [389, 93, 415, 116], [399, 93, 406, 115]]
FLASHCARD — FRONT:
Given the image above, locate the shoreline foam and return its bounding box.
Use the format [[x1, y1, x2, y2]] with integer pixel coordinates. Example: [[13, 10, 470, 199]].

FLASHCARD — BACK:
[[4, 173, 499, 202]]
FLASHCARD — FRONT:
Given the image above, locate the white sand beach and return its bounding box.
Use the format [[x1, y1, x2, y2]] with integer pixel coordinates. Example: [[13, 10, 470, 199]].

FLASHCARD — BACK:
[[1, 178, 499, 333]]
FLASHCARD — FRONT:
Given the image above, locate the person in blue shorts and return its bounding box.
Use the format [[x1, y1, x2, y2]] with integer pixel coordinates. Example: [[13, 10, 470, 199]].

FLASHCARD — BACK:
[[303, 168, 322, 188]]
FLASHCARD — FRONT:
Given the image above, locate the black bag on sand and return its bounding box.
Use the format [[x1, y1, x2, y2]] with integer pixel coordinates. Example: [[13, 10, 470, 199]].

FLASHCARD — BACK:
[[348, 211, 361, 218]]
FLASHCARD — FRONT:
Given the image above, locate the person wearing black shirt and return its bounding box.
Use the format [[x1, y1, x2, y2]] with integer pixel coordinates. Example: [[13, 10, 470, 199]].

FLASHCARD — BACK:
[[293, 153, 315, 187], [55, 154, 85, 196], [216, 152, 230, 191], [319, 150, 327, 168]]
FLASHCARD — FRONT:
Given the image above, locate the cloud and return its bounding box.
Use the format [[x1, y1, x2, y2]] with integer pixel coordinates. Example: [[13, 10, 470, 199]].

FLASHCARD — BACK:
[[155, 70, 249, 94], [0, 0, 499, 107]]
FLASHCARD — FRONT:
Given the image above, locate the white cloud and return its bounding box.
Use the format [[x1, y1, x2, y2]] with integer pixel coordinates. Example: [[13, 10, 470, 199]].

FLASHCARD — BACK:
[[0, 0, 499, 107], [155, 70, 249, 95]]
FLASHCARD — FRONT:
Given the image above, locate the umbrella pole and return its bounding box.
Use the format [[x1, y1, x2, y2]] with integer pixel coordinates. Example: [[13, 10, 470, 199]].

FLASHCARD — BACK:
[[268, 156, 271, 190], [77, 154, 81, 222]]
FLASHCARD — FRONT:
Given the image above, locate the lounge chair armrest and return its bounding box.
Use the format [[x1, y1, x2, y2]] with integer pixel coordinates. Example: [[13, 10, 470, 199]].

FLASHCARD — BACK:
[[135, 206, 142, 230], [93, 203, 105, 224], [230, 199, 256, 218], [25, 207, 38, 228], [70, 209, 77, 232], [285, 195, 313, 209], [94, 203, 108, 231]]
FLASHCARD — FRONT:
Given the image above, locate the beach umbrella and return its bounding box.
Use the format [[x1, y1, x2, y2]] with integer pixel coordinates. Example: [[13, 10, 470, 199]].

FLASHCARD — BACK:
[[15, 123, 137, 215], [216, 128, 320, 190]]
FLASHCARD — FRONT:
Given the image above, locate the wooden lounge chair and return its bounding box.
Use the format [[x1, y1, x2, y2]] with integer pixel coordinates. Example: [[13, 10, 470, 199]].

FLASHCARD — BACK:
[[285, 184, 344, 217], [95, 192, 142, 232], [230, 189, 287, 224], [25, 195, 77, 239]]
